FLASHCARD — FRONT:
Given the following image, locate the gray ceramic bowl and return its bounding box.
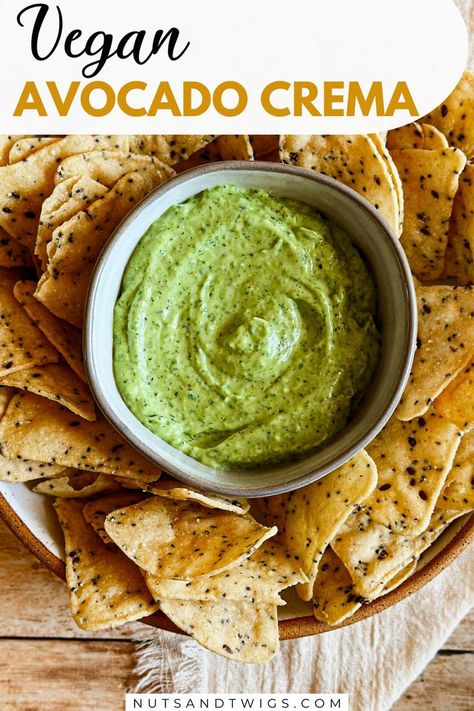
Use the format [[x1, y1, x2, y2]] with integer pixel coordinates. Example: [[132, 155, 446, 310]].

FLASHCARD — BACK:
[[84, 161, 417, 497]]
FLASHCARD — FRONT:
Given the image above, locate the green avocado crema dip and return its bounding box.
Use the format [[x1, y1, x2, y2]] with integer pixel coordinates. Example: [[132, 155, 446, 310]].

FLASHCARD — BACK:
[[113, 185, 381, 469]]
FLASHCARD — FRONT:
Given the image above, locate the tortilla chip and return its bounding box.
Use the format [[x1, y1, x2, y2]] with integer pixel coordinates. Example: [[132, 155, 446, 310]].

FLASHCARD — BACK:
[[9, 136, 60, 164], [34, 470, 120, 498], [53, 498, 159, 630], [0, 363, 95, 421], [423, 71, 474, 158], [83, 491, 146, 544], [387, 122, 448, 150], [332, 506, 462, 599], [145, 536, 306, 604], [260, 450, 377, 601], [160, 599, 279, 663], [390, 148, 466, 279], [0, 134, 194, 249], [175, 135, 254, 172], [0, 455, 70, 483], [370, 133, 404, 236], [0, 392, 161, 481], [118, 477, 249, 515], [35, 166, 173, 327], [397, 285, 474, 420], [421, 124, 449, 150], [0, 385, 14, 418], [249, 136, 279, 157], [366, 408, 461, 535], [436, 430, 474, 513], [313, 547, 363, 625], [55, 151, 174, 189], [280, 134, 400, 234], [104, 496, 277, 578], [435, 359, 473, 430], [35, 176, 109, 269], [0, 228, 33, 268], [444, 162, 474, 284], [0, 269, 59, 377], [13, 281, 86, 383], [0, 135, 27, 165]]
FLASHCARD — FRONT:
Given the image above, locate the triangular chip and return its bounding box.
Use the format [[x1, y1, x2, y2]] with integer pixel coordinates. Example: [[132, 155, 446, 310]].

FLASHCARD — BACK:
[[332, 506, 463, 599], [390, 147, 466, 279], [436, 430, 474, 513], [35, 176, 109, 269], [0, 363, 96, 421], [366, 408, 461, 535], [370, 133, 404, 236], [34, 470, 120, 498], [421, 124, 449, 150], [0, 385, 14, 418], [9, 136, 60, 164], [13, 281, 86, 383], [35, 167, 173, 327], [280, 134, 400, 233], [444, 162, 474, 284], [159, 599, 279, 663], [83, 491, 146, 544], [423, 70, 474, 158], [387, 122, 448, 150], [55, 151, 174, 189], [118, 477, 249, 515], [0, 455, 70, 483], [260, 450, 377, 601], [175, 135, 254, 172], [104, 496, 277, 578], [0, 135, 27, 165], [0, 392, 161, 481], [53, 498, 159, 630], [0, 269, 59, 377], [0, 228, 32, 268], [313, 547, 364, 625], [435, 359, 473, 430], [144, 536, 306, 604], [397, 285, 474, 420]]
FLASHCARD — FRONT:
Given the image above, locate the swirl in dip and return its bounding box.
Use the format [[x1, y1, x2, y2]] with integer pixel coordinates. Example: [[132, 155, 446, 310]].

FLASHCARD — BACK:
[[113, 186, 380, 468]]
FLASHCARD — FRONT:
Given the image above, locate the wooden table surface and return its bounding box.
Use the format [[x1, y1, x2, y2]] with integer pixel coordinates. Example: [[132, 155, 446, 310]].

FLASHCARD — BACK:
[[0, 520, 472, 710]]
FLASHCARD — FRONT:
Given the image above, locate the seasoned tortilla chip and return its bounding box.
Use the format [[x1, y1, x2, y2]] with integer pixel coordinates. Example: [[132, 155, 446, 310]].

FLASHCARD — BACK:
[[118, 477, 249, 515], [0, 228, 32, 268], [83, 491, 146, 544], [387, 122, 448, 150], [54, 498, 159, 630], [175, 135, 254, 172], [0, 135, 27, 165], [35, 167, 174, 327], [249, 136, 279, 157], [34, 470, 120, 498], [13, 281, 86, 382], [0, 385, 14, 418], [423, 71, 474, 158], [390, 148, 466, 279], [366, 408, 461, 535], [260, 450, 377, 601], [435, 360, 473, 430], [370, 133, 404, 236], [145, 537, 306, 604], [0, 363, 95, 421], [313, 547, 363, 625], [280, 134, 399, 234], [35, 176, 109, 269], [9, 136, 60, 164], [0, 134, 193, 248], [104, 496, 277, 578], [0, 269, 59, 377], [397, 285, 474, 420], [436, 430, 474, 513], [55, 151, 174, 189], [332, 506, 462, 599], [444, 162, 474, 284], [160, 599, 279, 663], [0, 455, 69, 483], [0, 392, 161, 481]]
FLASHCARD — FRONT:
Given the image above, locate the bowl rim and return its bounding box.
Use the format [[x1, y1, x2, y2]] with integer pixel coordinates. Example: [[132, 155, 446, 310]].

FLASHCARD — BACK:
[[84, 160, 417, 497], [1, 491, 472, 639]]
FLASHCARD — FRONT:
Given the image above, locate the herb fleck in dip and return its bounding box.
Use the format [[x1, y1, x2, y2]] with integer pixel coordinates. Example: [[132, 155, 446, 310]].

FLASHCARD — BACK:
[[114, 186, 380, 468]]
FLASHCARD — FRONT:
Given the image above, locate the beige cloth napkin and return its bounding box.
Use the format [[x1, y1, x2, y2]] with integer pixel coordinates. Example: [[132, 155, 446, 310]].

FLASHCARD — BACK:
[[133, 544, 473, 710]]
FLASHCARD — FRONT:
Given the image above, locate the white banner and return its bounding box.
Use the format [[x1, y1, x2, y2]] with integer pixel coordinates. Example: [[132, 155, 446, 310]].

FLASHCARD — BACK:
[[125, 694, 350, 711], [0, 0, 468, 134]]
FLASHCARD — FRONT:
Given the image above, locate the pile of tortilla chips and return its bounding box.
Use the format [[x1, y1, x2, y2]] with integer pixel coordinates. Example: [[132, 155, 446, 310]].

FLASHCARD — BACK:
[[0, 74, 473, 664]]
